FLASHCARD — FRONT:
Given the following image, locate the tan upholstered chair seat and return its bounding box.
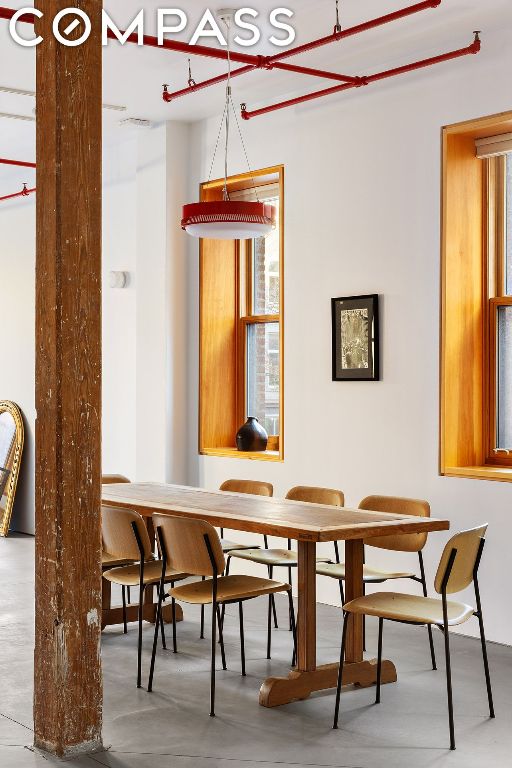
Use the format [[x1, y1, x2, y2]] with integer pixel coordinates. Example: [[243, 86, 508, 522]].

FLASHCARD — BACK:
[[344, 592, 475, 627], [220, 538, 260, 553], [229, 548, 330, 567], [169, 574, 290, 605], [316, 561, 414, 583], [103, 560, 188, 587], [102, 551, 135, 569]]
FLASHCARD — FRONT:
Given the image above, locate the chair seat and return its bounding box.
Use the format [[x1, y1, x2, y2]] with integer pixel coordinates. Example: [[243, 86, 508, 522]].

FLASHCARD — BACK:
[[220, 538, 261, 553], [344, 592, 475, 627], [101, 551, 135, 569], [316, 562, 414, 583], [103, 560, 188, 587], [229, 548, 330, 567], [169, 574, 290, 605]]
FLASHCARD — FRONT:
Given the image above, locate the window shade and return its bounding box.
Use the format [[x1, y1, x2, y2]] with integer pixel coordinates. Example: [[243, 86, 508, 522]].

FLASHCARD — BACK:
[[476, 133, 512, 159]]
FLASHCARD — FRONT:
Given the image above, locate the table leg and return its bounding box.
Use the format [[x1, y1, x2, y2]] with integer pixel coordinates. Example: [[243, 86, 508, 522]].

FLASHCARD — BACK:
[[259, 537, 396, 708]]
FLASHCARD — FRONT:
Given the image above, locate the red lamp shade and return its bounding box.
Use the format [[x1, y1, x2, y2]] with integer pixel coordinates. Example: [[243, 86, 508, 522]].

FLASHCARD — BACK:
[[182, 200, 276, 240]]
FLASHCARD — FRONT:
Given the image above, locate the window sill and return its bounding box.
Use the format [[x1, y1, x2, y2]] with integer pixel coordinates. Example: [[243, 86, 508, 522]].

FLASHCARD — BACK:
[[443, 466, 512, 482], [200, 447, 283, 462]]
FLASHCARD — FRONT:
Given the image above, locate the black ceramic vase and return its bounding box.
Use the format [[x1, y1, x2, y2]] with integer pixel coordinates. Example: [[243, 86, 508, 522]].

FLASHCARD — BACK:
[[236, 417, 268, 452]]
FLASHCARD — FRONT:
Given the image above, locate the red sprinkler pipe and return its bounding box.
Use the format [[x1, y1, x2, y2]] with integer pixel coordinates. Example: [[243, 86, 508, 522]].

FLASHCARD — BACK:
[[0, 157, 36, 168], [265, 0, 442, 65], [0, 184, 36, 202], [162, 61, 362, 102], [241, 33, 480, 121]]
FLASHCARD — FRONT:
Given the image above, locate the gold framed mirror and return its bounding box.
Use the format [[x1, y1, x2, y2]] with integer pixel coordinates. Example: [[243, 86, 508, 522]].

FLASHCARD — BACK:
[[0, 401, 24, 538]]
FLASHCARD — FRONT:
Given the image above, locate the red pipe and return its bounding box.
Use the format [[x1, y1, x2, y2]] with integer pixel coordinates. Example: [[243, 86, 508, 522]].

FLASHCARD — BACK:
[[162, 61, 362, 102], [241, 34, 480, 121], [163, 65, 257, 103], [0, 184, 36, 202], [0, 157, 36, 168], [265, 0, 442, 65]]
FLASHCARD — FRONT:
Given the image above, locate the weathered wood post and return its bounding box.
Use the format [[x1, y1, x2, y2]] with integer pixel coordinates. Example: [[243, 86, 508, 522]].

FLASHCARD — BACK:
[[34, 1, 103, 756]]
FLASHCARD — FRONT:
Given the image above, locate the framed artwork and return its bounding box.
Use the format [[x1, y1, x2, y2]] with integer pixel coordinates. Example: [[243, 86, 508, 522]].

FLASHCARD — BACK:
[[331, 294, 380, 381]]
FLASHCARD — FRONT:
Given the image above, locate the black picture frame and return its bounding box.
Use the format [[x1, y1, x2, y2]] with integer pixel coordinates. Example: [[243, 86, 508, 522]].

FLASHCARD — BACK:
[[331, 294, 380, 381]]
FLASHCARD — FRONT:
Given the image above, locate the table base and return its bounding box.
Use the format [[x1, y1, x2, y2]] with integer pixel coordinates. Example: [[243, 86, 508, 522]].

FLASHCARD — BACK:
[[259, 659, 397, 707]]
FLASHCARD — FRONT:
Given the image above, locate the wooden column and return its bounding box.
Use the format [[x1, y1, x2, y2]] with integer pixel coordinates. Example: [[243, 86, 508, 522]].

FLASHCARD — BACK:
[[34, 1, 103, 757]]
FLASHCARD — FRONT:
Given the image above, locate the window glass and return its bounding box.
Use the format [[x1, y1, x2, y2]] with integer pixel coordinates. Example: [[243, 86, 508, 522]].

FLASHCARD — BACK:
[[497, 305, 512, 449], [246, 322, 280, 436], [252, 196, 280, 315], [506, 154, 512, 295]]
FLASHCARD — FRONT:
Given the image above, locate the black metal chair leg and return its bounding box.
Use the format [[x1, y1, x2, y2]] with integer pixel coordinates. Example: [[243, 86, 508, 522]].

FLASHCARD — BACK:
[[376, 617, 383, 704], [418, 551, 437, 670], [338, 579, 345, 606], [210, 598, 217, 717], [333, 612, 349, 729], [127, 586, 131, 604], [200, 576, 206, 639], [441, 614, 456, 750], [288, 566, 293, 630], [122, 586, 128, 634], [476, 610, 495, 718], [148, 581, 164, 692], [137, 580, 144, 689], [159, 586, 167, 650], [267, 586, 272, 660], [239, 602, 246, 676], [220, 558, 231, 632], [268, 566, 278, 629], [217, 605, 227, 670], [171, 594, 178, 654], [287, 590, 297, 668]]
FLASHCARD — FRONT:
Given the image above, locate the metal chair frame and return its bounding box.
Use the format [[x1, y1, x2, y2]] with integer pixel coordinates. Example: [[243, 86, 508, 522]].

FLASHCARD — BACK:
[[333, 537, 495, 750], [148, 528, 297, 716]]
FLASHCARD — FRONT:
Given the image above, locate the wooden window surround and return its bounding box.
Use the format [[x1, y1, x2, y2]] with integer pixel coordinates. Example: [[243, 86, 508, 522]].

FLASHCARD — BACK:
[[199, 165, 284, 462], [441, 110, 512, 482]]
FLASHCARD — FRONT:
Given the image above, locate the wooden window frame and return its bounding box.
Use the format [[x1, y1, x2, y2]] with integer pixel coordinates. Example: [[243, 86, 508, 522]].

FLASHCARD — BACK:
[[441, 110, 512, 482], [199, 165, 284, 461]]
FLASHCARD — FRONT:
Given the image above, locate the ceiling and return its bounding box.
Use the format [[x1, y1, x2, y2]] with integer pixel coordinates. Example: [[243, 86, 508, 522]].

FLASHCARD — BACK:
[[0, 0, 511, 181]]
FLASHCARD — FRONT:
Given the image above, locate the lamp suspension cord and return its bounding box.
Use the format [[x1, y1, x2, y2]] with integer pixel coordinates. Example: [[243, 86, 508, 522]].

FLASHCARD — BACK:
[[334, 0, 342, 34], [222, 18, 232, 201]]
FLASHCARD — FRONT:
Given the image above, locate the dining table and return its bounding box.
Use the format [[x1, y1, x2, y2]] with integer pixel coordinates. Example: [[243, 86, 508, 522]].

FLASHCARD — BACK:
[[101, 482, 450, 707]]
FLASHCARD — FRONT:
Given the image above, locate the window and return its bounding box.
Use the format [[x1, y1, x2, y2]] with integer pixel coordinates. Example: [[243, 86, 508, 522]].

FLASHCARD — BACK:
[[441, 111, 512, 482], [486, 153, 512, 464], [240, 190, 281, 444], [198, 166, 284, 461]]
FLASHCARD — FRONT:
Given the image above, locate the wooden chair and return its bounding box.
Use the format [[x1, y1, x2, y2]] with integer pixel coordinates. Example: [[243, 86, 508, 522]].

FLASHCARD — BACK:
[[148, 514, 296, 716], [316, 495, 437, 669], [218, 479, 273, 552], [212, 479, 274, 637], [334, 525, 495, 750], [227, 486, 344, 658], [101, 474, 135, 602], [102, 505, 188, 688]]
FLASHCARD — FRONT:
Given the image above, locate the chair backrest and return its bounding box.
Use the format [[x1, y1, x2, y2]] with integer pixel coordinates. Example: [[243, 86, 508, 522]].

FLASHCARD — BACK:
[[102, 474, 131, 484], [102, 505, 153, 561], [286, 486, 345, 506], [219, 479, 273, 497], [153, 514, 225, 577], [360, 495, 430, 552], [434, 525, 488, 595]]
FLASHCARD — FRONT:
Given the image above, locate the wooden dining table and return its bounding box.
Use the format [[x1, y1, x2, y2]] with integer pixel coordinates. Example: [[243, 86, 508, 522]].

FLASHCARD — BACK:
[[101, 482, 450, 707]]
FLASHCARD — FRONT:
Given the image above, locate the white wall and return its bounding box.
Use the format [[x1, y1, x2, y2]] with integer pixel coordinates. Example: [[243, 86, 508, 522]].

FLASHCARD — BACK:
[[0, 196, 36, 534], [185, 31, 512, 645]]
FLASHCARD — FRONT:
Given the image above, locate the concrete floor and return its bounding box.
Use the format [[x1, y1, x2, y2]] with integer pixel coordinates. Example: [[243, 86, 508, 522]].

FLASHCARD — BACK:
[[1, 534, 511, 768]]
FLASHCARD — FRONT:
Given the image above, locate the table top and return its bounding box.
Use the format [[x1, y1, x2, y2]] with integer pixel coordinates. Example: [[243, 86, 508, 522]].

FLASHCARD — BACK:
[[101, 483, 450, 543]]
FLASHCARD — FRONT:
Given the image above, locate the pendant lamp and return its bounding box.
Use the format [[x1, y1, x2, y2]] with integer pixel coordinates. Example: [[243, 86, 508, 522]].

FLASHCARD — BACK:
[[181, 12, 276, 240]]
